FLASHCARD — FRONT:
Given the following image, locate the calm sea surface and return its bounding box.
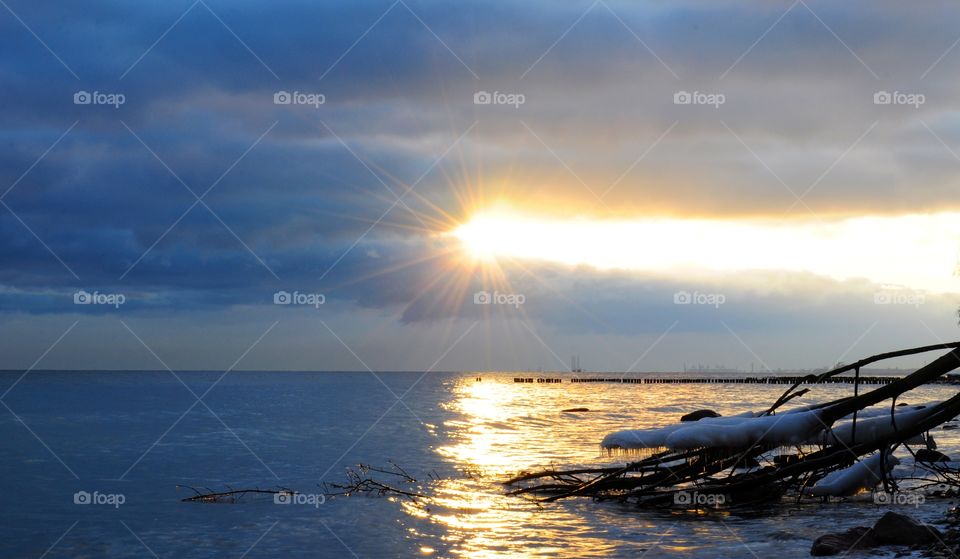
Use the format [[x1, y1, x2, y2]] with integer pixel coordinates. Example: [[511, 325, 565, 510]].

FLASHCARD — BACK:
[[1, 371, 956, 558]]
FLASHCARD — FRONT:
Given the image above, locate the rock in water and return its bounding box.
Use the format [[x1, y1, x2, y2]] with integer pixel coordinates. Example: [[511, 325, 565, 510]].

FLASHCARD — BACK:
[[872, 512, 942, 545], [680, 409, 721, 422], [810, 513, 942, 555], [561, 408, 590, 413], [810, 527, 878, 556], [915, 448, 951, 462]]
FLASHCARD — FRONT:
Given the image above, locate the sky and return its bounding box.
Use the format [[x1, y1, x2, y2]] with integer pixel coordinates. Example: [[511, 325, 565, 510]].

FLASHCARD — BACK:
[[1, 0, 960, 372]]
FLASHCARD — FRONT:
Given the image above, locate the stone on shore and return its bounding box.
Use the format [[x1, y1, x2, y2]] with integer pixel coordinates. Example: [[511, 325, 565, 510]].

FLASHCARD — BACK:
[[915, 448, 951, 462], [810, 512, 942, 555], [872, 511, 942, 546], [680, 409, 721, 422], [810, 527, 878, 556]]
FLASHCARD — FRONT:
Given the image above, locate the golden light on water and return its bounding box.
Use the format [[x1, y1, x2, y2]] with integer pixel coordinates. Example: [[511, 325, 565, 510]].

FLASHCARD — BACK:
[[424, 379, 622, 558], [452, 210, 960, 293], [414, 377, 786, 557]]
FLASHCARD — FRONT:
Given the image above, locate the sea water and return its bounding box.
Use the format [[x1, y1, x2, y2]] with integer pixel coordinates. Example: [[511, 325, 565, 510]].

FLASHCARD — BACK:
[[0, 371, 955, 558]]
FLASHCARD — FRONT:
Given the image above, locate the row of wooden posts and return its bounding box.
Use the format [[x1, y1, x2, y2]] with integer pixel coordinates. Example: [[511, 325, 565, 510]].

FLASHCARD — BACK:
[[511, 375, 960, 385]]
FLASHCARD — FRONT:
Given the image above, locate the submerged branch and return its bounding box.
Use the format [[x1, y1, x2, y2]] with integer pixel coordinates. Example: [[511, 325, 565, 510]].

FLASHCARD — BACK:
[[178, 486, 293, 503], [322, 463, 428, 502]]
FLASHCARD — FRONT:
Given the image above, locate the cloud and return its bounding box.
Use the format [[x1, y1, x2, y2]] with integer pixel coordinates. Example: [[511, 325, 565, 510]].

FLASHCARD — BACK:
[[3, 0, 960, 369]]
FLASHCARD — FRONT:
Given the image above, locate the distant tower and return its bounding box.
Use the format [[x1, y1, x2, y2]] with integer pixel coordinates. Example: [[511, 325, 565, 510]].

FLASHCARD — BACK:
[[571, 355, 583, 373]]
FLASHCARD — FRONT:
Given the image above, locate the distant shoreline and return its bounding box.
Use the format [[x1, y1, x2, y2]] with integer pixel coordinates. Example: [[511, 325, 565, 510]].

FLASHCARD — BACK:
[[0, 368, 934, 376]]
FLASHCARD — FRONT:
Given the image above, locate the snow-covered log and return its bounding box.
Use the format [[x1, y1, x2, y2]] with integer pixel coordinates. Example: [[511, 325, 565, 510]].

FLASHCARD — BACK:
[[808, 403, 937, 447], [807, 452, 899, 497], [601, 412, 757, 450], [664, 409, 824, 449]]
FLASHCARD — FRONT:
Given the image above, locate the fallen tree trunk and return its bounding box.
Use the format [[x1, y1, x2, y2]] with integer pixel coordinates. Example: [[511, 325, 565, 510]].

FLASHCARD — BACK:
[[505, 343, 960, 507]]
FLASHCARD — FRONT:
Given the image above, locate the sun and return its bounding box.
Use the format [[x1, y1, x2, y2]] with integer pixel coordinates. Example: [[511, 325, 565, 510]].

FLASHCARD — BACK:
[[450, 212, 514, 263]]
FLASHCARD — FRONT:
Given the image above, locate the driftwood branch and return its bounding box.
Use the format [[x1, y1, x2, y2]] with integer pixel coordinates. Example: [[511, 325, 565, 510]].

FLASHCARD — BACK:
[[322, 462, 428, 502], [178, 485, 293, 503]]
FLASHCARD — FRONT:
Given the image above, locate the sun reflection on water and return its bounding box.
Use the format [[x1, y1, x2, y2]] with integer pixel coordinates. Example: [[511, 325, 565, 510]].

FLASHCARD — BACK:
[[418, 377, 674, 557]]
